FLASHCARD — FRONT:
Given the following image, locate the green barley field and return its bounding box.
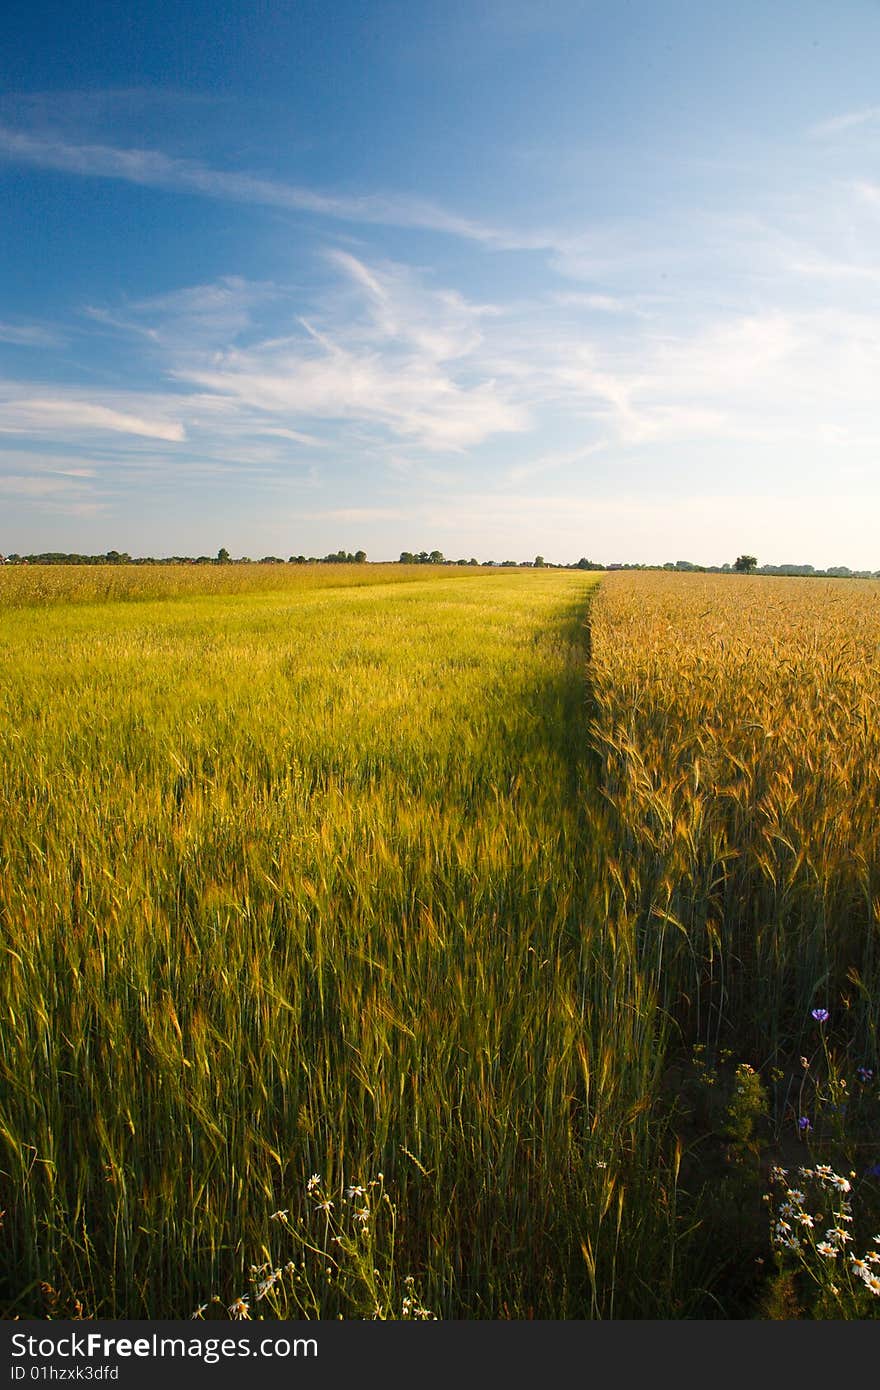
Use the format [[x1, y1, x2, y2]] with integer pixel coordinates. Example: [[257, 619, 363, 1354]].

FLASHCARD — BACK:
[[1, 564, 879, 1319]]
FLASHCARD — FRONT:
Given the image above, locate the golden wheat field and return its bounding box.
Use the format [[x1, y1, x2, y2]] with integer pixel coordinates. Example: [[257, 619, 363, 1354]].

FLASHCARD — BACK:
[[1, 565, 878, 1320], [589, 571, 880, 1056]]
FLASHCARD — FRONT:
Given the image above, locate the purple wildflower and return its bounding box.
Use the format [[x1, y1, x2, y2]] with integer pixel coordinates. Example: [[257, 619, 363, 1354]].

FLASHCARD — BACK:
[[856, 1067, 874, 1084], [811, 1008, 829, 1023], [798, 1116, 812, 1134]]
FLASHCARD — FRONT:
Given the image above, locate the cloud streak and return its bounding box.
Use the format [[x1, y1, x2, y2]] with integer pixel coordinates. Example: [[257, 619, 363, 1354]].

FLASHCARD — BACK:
[[810, 107, 880, 137], [0, 320, 62, 347], [93, 252, 533, 452], [175, 345, 528, 451], [0, 391, 186, 441], [0, 124, 513, 246]]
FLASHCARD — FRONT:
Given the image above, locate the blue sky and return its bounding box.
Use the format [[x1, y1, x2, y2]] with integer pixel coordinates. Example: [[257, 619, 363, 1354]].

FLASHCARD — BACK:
[[2, 0, 880, 566]]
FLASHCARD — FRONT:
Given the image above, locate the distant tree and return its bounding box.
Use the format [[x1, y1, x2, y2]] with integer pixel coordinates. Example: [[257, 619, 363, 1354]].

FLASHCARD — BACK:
[[734, 554, 758, 573], [534, 555, 545, 567], [217, 547, 230, 564], [429, 550, 444, 564]]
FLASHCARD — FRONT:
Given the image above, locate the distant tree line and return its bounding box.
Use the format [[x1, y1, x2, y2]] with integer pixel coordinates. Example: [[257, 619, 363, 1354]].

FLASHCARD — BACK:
[[1, 548, 877, 577], [397, 551, 605, 569], [597, 556, 880, 578], [1, 549, 138, 565], [399, 551, 478, 565], [651, 556, 880, 579], [0, 547, 369, 567]]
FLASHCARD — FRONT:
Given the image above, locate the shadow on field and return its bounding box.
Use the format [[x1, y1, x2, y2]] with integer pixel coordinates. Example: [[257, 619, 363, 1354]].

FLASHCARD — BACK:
[[529, 585, 603, 811]]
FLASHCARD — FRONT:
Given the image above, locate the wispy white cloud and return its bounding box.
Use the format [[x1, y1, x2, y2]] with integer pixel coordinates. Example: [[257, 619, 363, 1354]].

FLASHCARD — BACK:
[[13, 120, 870, 306], [0, 123, 624, 271], [0, 391, 186, 441], [127, 254, 531, 452], [0, 320, 62, 347], [252, 425, 327, 447], [83, 277, 282, 350], [176, 348, 528, 450], [479, 299, 880, 460], [2, 256, 531, 466], [325, 249, 493, 360], [8, 249, 880, 493], [810, 107, 880, 137], [0, 124, 512, 246]]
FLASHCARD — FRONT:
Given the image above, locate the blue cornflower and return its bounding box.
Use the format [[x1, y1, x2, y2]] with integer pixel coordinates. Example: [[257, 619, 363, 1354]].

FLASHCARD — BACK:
[[798, 1116, 812, 1133], [856, 1066, 874, 1084], [811, 1008, 829, 1023]]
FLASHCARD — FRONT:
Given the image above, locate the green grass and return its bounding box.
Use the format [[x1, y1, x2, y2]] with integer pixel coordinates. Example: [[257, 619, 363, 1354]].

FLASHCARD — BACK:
[[3, 565, 678, 1319]]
